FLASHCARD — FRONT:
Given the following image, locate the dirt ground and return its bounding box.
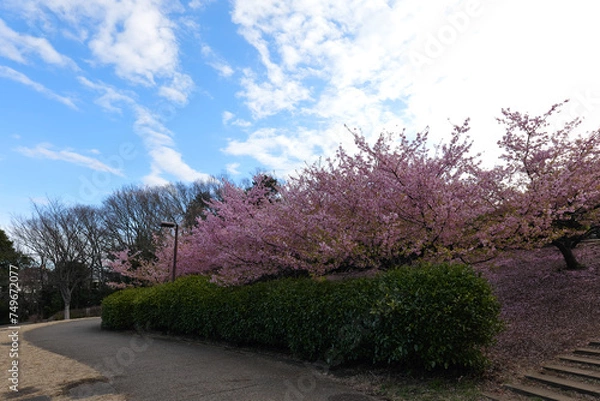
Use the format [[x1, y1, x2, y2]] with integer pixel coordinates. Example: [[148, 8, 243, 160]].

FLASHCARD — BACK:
[[0, 318, 126, 401]]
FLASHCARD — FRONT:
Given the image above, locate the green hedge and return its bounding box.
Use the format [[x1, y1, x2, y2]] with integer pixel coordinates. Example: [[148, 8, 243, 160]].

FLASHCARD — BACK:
[[102, 263, 503, 370], [101, 287, 147, 330]]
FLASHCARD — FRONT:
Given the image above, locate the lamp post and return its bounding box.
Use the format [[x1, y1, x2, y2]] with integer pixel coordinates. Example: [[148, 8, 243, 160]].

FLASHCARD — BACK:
[[160, 221, 178, 282]]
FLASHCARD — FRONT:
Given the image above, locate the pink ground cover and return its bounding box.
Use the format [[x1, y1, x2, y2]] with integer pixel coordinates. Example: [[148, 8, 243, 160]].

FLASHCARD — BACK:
[[477, 241, 600, 378]]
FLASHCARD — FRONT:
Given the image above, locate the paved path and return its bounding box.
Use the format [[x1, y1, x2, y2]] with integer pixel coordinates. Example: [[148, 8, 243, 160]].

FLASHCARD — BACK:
[[25, 318, 378, 401]]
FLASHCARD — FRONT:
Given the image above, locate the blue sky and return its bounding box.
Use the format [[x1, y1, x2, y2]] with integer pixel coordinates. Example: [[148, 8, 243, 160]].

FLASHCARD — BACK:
[[2, 0, 600, 229]]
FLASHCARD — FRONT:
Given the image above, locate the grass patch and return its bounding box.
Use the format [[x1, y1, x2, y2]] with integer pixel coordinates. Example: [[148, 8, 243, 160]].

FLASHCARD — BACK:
[[326, 365, 486, 401], [381, 377, 482, 401]]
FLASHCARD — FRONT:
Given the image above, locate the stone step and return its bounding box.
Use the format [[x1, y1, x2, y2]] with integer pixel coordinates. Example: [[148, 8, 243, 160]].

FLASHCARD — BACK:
[[542, 363, 600, 381], [558, 354, 600, 368], [525, 372, 600, 397], [574, 347, 600, 357], [503, 382, 578, 401], [589, 340, 600, 347]]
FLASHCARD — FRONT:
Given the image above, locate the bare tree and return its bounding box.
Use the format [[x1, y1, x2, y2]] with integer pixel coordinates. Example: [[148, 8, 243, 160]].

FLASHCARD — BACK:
[[162, 180, 223, 229], [101, 179, 222, 255], [11, 200, 92, 319], [72, 205, 111, 288], [101, 185, 169, 260]]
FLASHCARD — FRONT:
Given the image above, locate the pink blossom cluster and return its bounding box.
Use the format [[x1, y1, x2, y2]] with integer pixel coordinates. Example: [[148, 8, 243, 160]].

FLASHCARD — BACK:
[[112, 102, 600, 285], [108, 236, 172, 287]]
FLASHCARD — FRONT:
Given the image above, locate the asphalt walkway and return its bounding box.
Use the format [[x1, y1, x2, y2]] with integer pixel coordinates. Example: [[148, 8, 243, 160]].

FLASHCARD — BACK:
[[25, 318, 378, 401]]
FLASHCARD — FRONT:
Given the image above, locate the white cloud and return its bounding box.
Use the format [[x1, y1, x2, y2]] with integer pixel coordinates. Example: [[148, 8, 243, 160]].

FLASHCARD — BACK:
[[79, 77, 211, 183], [88, 2, 179, 85], [0, 66, 78, 109], [188, 0, 214, 10], [11, 0, 194, 103], [232, 119, 252, 128], [224, 127, 336, 176], [222, 110, 251, 127], [16, 143, 124, 176], [228, 0, 600, 173], [201, 44, 234, 77], [239, 69, 312, 118], [226, 162, 241, 175], [147, 146, 211, 184], [78, 76, 135, 113], [400, 0, 600, 159], [0, 18, 78, 69], [4, 0, 600, 183], [159, 72, 194, 105], [222, 111, 235, 125]]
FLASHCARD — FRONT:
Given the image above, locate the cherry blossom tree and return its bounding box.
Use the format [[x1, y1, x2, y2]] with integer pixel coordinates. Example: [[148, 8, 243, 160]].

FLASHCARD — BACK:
[[493, 101, 600, 269], [314, 121, 507, 266], [158, 123, 494, 285], [175, 177, 303, 285]]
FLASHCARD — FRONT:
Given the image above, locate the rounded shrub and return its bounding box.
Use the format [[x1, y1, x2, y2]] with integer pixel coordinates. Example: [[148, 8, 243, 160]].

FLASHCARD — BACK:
[[101, 287, 145, 330], [371, 263, 504, 369]]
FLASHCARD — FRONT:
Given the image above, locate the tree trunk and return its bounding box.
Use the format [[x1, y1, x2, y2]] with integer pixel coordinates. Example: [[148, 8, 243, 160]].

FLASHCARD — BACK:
[[59, 284, 72, 320], [552, 239, 585, 270]]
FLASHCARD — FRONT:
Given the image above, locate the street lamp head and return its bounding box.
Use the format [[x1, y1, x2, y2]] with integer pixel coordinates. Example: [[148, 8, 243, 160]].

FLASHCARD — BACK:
[[160, 221, 177, 228]]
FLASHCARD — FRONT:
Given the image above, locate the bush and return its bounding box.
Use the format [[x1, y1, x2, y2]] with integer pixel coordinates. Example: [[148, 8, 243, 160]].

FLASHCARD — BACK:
[[101, 287, 147, 330], [371, 263, 504, 369], [101, 264, 503, 370]]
